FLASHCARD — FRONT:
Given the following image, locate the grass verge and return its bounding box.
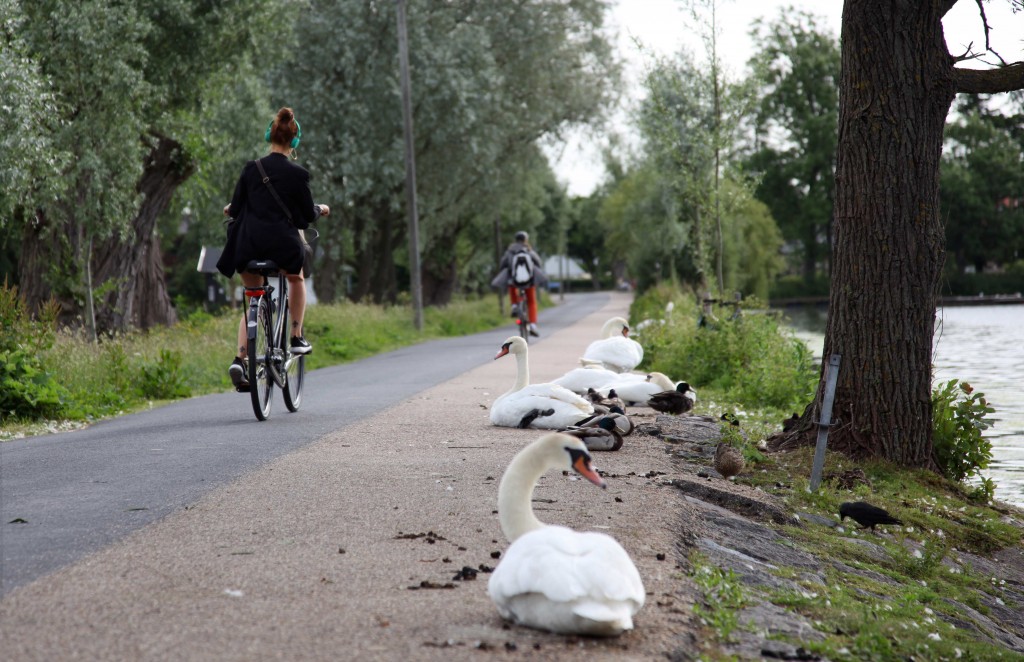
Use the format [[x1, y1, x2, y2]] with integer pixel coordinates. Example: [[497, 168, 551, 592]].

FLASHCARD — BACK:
[[1, 293, 522, 438]]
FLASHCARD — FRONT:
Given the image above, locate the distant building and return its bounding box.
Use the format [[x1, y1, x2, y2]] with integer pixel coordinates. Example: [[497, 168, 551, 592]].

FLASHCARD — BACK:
[[542, 255, 590, 280]]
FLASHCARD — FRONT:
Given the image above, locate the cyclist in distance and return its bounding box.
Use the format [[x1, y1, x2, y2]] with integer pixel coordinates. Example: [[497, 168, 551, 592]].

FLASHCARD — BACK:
[[492, 230, 546, 337], [216, 106, 330, 391]]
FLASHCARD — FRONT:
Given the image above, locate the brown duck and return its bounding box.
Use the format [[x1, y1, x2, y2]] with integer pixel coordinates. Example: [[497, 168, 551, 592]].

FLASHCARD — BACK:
[[714, 442, 745, 479]]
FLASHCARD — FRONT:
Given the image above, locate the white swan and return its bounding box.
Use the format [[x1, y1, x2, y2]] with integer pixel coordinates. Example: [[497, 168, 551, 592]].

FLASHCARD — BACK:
[[598, 371, 676, 404], [581, 317, 644, 373], [491, 337, 594, 429], [550, 365, 623, 394], [488, 432, 646, 636]]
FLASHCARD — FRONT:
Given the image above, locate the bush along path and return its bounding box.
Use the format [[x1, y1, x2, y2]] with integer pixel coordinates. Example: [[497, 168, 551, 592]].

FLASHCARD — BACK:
[[639, 413, 1024, 660]]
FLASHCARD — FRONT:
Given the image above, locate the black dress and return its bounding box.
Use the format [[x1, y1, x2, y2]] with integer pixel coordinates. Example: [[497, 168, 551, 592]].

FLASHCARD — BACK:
[[216, 153, 319, 277]]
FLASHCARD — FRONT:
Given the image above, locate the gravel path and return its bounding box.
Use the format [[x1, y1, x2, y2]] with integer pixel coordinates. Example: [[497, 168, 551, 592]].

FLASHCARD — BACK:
[[1, 292, 700, 661]]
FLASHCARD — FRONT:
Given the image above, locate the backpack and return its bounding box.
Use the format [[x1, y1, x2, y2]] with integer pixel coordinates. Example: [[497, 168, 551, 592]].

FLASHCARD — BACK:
[[511, 251, 535, 287]]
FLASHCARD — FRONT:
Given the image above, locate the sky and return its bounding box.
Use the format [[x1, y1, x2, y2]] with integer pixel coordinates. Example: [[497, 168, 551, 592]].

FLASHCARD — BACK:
[[548, 0, 1024, 196]]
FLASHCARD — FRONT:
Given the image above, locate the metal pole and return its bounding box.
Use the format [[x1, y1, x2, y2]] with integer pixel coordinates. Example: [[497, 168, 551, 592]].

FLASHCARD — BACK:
[[808, 353, 842, 492], [494, 216, 504, 316], [396, 0, 423, 330]]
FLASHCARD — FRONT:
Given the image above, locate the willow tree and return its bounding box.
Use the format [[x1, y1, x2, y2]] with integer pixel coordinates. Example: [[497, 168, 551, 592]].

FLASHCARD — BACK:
[[14, 0, 289, 332], [770, 0, 1024, 467], [746, 9, 840, 287], [279, 0, 619, 304]]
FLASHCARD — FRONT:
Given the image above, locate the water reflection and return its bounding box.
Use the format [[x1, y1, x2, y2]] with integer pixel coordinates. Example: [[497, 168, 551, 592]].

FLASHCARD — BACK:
[[781, 304, 1024, 508]]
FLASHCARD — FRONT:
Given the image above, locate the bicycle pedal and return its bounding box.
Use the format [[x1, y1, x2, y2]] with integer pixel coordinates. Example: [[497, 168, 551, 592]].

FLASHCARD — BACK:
[[235, 384, 251, 393]]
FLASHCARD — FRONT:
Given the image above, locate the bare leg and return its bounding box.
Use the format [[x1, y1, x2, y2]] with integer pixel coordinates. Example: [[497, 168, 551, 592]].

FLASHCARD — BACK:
[[287, 274, 306, 337], [237, 272, 264, 357]]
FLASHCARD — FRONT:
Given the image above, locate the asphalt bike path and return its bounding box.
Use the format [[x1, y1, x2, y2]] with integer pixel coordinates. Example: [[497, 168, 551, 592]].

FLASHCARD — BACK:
[[1, 291, 694, 661], [0, 293, 607, 596]]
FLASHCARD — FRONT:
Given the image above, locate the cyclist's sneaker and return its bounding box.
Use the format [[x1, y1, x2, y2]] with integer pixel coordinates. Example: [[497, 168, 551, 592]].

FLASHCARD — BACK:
[[528, 323, 540, 337], [229, 357, 250, 392], [510, 303, 520, 319], [290, 336, 313, 355]]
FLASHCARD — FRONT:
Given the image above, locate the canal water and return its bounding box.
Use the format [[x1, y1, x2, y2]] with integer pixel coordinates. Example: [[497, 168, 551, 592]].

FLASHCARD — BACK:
[[783, 304, 1024, 508]]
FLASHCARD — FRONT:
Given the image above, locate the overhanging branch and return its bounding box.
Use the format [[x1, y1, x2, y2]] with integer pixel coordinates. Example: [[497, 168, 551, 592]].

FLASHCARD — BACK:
[[954, 62, 1024, 94]]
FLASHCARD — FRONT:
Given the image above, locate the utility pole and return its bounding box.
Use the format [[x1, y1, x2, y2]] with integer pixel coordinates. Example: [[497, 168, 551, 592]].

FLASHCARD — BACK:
[[396, 0, 423, 330], [494, 217, 504, 316]]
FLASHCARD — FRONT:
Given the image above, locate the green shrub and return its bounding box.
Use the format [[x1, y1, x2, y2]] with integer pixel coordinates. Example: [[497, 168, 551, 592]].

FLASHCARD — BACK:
[[931, 379, 994, 484], [640, 301, 816, 411], [138, 349, 191, 400], [0, 283, 67, 421]]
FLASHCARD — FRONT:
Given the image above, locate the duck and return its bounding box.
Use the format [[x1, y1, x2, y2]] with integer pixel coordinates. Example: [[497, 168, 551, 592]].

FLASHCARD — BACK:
[[647, 382, 696, 415], [491, 336, 594, 429], [714, 442, 745, 479], [488, 432, 645, 635], [563, 416, 624, 451], [551, 365, 623, 395], [599, 371, 676, 405], [581, 317, 644, 373], [586, 387, 626, 412]]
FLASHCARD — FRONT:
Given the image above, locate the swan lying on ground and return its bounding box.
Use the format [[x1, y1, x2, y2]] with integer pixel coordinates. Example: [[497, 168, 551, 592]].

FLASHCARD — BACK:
[[598, 371, 675, 404], [581, 317, 644, 373], [491, 336, 594, 429], [551, 365, 622, 394], [488, 432, 645, 635]]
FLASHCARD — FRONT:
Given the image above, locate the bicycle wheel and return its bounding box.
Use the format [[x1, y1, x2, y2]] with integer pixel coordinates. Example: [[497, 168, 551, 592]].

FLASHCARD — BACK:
[[283, 353, 305, 412], [280, 287, 304, 412], [517, 290, 530, 343], [248, 296, 274, 420]]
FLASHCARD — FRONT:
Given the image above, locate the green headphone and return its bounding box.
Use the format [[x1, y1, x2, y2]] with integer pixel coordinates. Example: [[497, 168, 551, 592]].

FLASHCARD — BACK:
[[265, 119, 302, 149]]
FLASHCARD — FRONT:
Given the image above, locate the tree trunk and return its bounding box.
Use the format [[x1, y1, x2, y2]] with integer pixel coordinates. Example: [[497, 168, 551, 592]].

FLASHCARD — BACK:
[[420, 218, 468, 306], [421, 254, 458, 306], [313, 230, 343, 303], [351, 202, 401, 304], [803, 221, 818, 285], [92, 133, 192, 331], [17, 209, 80, 324], [769, 0, 953, 469]]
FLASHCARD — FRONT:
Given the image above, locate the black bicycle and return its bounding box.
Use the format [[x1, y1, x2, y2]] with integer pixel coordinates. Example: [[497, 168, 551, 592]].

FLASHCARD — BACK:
[[243, 260, 304, 420]]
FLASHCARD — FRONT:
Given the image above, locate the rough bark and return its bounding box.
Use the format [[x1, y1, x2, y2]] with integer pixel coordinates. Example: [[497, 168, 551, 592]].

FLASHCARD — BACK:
[[421, 255, 458, 306], [420, 218, 469, 306], [313, 231, 344, 303], [350, 202, 401, 304], [17, 209, 78, 324], [92, 133, 192, 331], [770, 0, 956, 468]]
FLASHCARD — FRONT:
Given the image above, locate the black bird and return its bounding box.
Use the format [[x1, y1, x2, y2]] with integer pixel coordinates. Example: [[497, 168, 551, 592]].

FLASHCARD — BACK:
[[647, 382, 695, 415], [782, 412, 801, 432], [839, 501, 903, 531]]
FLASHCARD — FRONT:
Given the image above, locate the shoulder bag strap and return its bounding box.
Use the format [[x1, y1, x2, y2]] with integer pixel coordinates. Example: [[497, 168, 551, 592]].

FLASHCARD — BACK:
[[254, 157, 295, 227]]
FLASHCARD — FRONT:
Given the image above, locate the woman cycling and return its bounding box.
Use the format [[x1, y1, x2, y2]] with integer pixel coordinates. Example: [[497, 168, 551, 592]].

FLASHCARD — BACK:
[[493, 231, 546, 337], [216, 107, 330, 391]]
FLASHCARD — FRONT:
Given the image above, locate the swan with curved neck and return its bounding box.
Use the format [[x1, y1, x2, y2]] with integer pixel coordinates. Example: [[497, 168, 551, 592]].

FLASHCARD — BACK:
[[491, 337, 593, 429], [488, 433, 646, 636]]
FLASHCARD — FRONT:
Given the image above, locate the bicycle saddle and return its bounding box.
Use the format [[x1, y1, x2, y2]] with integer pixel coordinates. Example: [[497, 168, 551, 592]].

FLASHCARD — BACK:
[[245, 259, 281, 275]]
